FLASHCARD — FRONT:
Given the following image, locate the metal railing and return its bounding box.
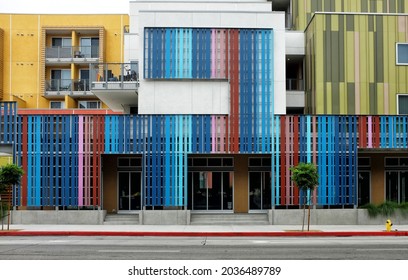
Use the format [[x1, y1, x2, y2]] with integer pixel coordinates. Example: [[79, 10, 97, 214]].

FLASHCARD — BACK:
[[90, 62, 139, 90], [45, 46, 99, 59], [45, 79, 90, 92], [286, 79, 304, 91]]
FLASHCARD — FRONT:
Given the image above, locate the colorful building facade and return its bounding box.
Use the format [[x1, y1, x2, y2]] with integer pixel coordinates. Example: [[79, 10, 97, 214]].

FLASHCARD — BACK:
[[0, 0, 408, 225]]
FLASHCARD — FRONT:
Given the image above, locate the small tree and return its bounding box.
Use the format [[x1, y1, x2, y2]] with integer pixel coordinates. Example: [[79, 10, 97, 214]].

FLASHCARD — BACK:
[[0, 164, 24, 230], [290, 162, 319, 231]]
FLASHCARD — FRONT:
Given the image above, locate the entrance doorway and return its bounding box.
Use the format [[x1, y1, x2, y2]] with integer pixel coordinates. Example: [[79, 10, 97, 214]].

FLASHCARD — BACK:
[[358, 171, 370, 206], [386, 171, 408, 203], [118, 172, 142, 211], [188, 171, 233, 211], [249, 172, 271, 211]]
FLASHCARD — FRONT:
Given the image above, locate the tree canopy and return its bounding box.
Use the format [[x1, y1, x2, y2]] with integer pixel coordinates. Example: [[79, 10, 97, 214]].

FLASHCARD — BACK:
[[0, 164, 24, 194], [290, 162, 319, 191]]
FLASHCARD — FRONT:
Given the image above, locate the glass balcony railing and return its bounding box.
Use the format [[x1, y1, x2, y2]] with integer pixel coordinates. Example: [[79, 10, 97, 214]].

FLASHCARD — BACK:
[[90, 62, 139, 91], [45, 79, 90, 93], [286, 79, 304, 91], [45, 46, 99, 60]]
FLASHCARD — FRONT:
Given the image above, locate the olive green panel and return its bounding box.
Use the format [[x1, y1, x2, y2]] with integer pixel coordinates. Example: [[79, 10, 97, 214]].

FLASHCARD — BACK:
[[390, 0, 397, 13], [375, 16, 384, 83], [369, 83, 377, 114], [361, 0, 368, 12], [332, 82, 340, 114], [331, 32, 340, 83], [398, 0, 405, 12], [368, 16, 375, 32], [346, 15, 354, 31], [306, 13, 408, 115], [339, 15, 345, 82], [347, 83, 356, 114], [294, 0, 408, 31]]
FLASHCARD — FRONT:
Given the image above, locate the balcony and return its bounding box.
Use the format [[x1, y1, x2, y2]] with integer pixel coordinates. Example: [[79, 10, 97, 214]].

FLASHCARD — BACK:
[[286, 78, 305, 110], [286, 79, 304, 91], [44, 79, 93, 98], [90, 62, 139, 112], [45, 46, 99, 65]]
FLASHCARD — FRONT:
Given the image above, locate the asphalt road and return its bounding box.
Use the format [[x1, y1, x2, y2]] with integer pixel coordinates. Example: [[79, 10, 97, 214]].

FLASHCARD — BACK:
[[0, 236, 408, 260]]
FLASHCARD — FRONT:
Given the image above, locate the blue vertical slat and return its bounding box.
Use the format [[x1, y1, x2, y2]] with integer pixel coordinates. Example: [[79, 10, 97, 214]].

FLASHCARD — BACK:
[[27, 117, 32, 205], [334, 117, 340, 204], [188, 29, 193, 79], [192, 29, 197, 79], [205, 29, 211, 78], [165, 116, 171, 206]]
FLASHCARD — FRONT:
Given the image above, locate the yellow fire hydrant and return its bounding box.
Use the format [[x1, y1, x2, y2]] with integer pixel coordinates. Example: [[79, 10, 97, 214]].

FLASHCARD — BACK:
[[386, 219, 393, 232]]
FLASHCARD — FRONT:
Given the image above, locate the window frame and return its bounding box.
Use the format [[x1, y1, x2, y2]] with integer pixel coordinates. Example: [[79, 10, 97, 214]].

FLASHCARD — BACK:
[[49, 101, 65, 109], [78, 100, 101, 109], [396, 43, 408, 65], [397, 94, 408, 115]]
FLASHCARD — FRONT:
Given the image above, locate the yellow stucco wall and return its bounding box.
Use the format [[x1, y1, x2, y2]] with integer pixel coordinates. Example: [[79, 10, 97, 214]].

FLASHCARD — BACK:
[[0, 14, 128, 109]]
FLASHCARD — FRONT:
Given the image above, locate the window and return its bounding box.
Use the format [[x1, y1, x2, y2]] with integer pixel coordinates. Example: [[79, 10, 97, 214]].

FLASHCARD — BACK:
[[396, 43, 408, 65], [80, 38, 99, 58], [52, 38, 72, 47], [50, 69, 71, 91], [50, 101, 65, 109], [398, 95, 408, 114], [51, 38, 72, 58], [78, 100, 101, 109]]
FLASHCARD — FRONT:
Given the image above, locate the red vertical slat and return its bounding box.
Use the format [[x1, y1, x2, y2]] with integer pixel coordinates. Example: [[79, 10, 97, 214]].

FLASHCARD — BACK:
[[229, 29, 240, 153], [293, 116, 299, 205], [21, 116, 28, 207], [280, 116, 286, 205], [358, 116, 366, 148], [374, 116, 380, 148]]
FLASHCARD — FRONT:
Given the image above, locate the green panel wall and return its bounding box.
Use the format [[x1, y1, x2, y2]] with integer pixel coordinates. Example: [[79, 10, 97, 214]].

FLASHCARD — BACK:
[[294, 0, 408, 31], [305, 14, 408, 115]]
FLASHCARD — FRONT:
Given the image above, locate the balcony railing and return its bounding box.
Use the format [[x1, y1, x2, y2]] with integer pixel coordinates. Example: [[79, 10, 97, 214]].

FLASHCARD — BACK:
[[45, 79, 91, 93], [90, 62, 139, 91], [45, 46, 99, 60], [286, 79, 304, 91]]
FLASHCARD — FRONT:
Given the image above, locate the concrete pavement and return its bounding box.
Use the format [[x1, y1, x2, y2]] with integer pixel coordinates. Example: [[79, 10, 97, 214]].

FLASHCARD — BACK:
[[1, 223, 408, 236]]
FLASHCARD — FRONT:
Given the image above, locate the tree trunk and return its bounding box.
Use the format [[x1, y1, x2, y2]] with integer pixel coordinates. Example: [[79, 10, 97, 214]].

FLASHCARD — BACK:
[[302, 195, 306, 231], [307, 204, 311, 231]]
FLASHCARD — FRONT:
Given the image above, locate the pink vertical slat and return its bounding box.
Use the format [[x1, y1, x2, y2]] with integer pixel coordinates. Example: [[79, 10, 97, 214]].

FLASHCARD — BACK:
[[368, 116, 373, 148], [78, 116, 83, 206], [285, 117, 290, 205], [220, 117, 225, 153], [211, 29, 216, 78], [219, 29, 226, 78], [85, 116, 90, 206]]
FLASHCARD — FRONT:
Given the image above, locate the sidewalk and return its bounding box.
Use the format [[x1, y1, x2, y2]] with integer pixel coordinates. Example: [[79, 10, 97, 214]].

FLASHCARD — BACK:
[[1, 224, 408, 236]]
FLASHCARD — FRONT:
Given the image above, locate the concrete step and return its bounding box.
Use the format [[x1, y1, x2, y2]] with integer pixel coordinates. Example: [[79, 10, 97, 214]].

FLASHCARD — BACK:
[[103, 214, 139, 225], [190, 213, 269, 225]]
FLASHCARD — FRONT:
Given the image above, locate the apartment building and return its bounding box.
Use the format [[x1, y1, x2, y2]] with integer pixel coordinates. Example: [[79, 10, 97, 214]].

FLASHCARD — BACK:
[[0, 0, 407, 225]]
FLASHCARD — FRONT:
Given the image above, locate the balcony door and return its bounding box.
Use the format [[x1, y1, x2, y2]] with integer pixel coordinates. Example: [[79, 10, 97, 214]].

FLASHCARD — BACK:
[[386, 171, 408, 203], [80, 38, 99, 58], [51, 69, 71, 91]]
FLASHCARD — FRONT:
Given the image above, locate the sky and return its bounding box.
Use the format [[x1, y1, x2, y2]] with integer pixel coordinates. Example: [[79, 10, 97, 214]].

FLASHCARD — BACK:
[[0, 0, 129, 14]]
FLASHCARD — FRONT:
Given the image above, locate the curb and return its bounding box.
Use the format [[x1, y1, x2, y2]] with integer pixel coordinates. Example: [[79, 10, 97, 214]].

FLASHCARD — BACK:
[[1, 231, 408, 237]]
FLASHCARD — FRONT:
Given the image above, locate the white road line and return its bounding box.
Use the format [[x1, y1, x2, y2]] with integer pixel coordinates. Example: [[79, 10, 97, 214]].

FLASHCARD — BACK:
[[98, 250, 181, 253]]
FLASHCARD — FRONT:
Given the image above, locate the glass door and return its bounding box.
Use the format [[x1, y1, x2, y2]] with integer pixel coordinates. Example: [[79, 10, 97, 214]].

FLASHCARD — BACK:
[[118, 172, 141, 211], [249, 171, 271, 210], [386, 171, 399, 202], [386, 171, 408, 203], [358, 171, 370, 206], [189, 171, 233, 211]]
